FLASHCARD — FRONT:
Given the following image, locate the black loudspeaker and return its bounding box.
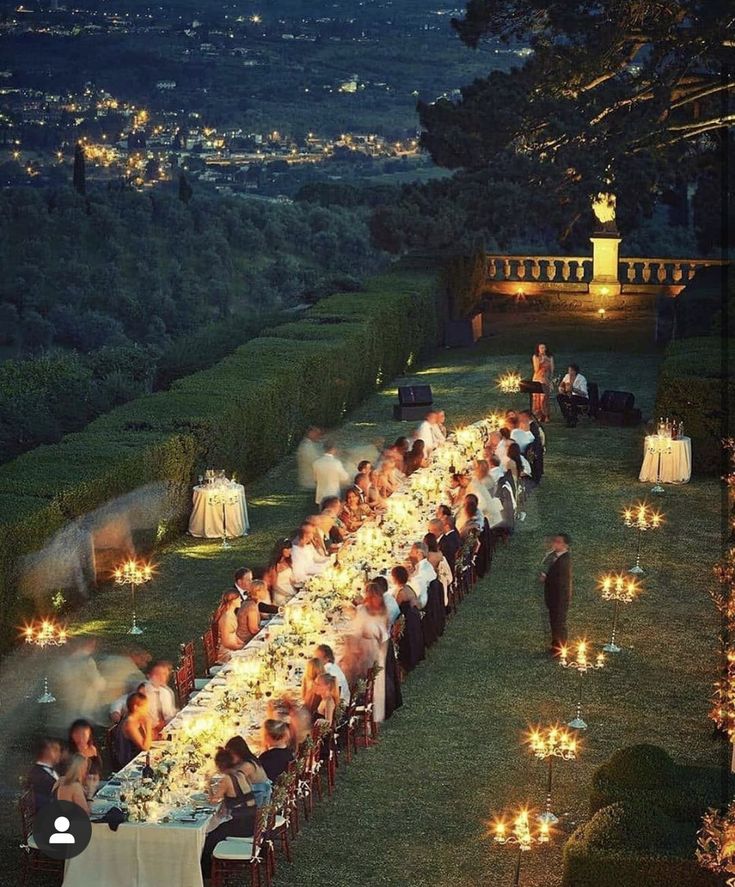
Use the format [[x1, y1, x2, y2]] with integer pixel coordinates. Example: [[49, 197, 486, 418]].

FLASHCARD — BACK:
[[600, 390, 635, 412], [397, 385, 433, 407]]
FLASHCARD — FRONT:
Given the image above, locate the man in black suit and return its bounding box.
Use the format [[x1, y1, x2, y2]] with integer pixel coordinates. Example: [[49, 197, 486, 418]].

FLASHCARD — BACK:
[[540, 533, 572, 657], [430, 511, 461, 572], [26, 737, 62, 812]]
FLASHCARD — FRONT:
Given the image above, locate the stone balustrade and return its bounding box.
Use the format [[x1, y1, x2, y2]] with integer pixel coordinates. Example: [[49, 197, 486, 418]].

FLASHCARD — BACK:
[[618, 257, 723, 287], [486, 255, 593, 284]]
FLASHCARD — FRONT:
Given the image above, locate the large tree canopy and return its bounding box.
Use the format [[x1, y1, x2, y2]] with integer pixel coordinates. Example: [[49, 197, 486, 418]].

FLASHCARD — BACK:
[[419, 0, 733, 239]]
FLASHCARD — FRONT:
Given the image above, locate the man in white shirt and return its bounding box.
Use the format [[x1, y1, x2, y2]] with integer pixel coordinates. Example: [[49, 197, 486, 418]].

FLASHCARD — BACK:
[[510, 416, 536, 453], [144, 660, 178, 736], [312, 443, 349, 506], [314, 643, 350, 701], [291, 523, 333, 584], [296, 427, 323, 490], [416, 410, 440, 456], [468, 467, 503, 528], [433, 410, 447, 448], [557, 363, 589, 427], [406, 541, 437, 609]]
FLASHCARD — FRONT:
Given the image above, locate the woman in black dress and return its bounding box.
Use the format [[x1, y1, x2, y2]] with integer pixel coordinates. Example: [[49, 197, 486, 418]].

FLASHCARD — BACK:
[[201, 747, 258, 878]]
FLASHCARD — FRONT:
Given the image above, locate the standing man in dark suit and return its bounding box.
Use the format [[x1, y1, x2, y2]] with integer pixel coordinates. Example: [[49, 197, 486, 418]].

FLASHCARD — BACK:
[[431, 511, 461, 573], [540, 533, 572, 657], [26, 737, 62, 812]]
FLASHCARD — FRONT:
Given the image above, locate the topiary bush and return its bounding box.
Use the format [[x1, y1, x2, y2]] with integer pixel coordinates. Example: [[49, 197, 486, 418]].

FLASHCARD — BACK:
[[563, 801, 723, 887], [590, 744, 726, 823]]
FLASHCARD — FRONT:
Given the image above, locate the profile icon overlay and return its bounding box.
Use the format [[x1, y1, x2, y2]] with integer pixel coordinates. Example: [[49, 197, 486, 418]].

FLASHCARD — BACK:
[[33, 800, 92, 860]]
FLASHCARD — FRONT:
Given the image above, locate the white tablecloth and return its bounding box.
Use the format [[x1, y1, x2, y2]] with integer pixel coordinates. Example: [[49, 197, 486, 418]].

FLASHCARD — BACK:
[[639, 435, 692, 484], [188, 483, 249, 538], [63, 818, 209, 887]]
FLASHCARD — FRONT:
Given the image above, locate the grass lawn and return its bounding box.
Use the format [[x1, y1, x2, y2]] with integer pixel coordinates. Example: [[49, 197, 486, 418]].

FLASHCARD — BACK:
[[0, 304, 723, 886]]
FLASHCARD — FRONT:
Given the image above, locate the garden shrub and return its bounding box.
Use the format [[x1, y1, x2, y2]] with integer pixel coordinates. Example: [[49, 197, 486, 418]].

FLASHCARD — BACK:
[[655, 336, 734, 474], [562, 801, 722, 887]]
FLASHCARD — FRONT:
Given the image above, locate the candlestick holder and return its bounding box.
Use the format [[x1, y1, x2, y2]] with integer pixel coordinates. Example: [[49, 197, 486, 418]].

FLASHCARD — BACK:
[[622, 502, 663, 575], [597, 572, 643, 653], [493, 806, 552, 887], [22, 619, 69, 703], [497, 371, 522, 394], [114, 558, 154, 635], [526, 725, 578, 825], [559, 640, 605, 730]]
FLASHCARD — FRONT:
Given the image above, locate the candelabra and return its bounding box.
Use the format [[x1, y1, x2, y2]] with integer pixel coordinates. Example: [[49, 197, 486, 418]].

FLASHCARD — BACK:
[[526, 725, 578, 825], [597, 572, 643, 653], [114, 558, 153, 635], [493, 807, 551, 887], [22, 619, 68, 704], [497, 371, 522, 394], [646, 434, 672, 494], [622, 502, 663, 575], [559, 641, 605, 730]]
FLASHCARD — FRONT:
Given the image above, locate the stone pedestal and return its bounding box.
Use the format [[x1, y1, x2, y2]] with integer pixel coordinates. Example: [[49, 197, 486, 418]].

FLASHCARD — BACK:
[[589, 232, 622, 296]]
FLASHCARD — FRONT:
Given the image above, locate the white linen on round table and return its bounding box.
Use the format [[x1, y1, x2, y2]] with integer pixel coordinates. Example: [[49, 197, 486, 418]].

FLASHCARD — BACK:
[[188, 483, 249, 538], [639, 435, 692, 484], [63, 817, 209, 887]]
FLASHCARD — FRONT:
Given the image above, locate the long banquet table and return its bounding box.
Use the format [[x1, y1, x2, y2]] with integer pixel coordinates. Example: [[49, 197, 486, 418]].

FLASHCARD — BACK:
[[63, 418, 495, 887]]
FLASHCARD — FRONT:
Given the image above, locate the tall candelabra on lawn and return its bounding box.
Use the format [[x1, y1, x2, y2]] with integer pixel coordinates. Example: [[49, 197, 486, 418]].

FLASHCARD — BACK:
[[497, 371, 522, 394], [526, 725, 578, 825], [114, 558, 153, 635], [22, 619, 68, 704], [559, 640, 605, 730], [622, 502, 663, 575], [492, 807, 552, 887], [597, 572, 643, 653]]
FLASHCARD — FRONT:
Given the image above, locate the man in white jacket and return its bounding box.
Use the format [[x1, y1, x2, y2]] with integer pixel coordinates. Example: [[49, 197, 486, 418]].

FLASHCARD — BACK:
[[312, 442, 349, 506]]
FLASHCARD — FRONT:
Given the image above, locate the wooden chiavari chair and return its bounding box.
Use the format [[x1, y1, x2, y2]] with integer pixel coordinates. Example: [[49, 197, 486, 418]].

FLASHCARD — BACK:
[[211, 805, 275, 887], [18, 790, 63, 885]]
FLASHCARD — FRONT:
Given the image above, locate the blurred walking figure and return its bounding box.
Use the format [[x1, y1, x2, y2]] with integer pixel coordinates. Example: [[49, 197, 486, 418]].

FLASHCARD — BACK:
[[296, 427, 323, 490]]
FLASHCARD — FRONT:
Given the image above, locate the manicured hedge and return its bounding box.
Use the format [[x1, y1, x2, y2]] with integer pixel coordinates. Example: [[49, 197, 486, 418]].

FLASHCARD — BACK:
[[0, 271, 440, 642], [562, 801, 722, 887], [589, 744, 726, 823], [655, 336, 734, 474]]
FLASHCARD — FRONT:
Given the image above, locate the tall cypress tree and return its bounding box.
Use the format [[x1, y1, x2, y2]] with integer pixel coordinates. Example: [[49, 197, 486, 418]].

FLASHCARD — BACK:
[[73, 142, 86, 195], [178, 172, 193, 204]]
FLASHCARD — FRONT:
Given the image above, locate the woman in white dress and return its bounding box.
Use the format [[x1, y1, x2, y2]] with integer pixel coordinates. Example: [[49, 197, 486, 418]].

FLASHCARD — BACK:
[[264, 540, 296, 607], [349, 582, 389, 723]]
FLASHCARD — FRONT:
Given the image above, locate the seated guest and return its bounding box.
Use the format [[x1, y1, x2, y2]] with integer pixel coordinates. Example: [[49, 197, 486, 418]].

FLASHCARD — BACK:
[[110, 680, 147, 724], [373, 573, 400, 624], [495, 426, 511, 463], [314, 644, 350, 701], [115, 691, 153, 767], [301, 657, 326, 710], [388, 437, 410, 474], [449, 472, 469, 509], [233, 566, 253, 604], [259, 719, 295, 782], [250, 578, 277, 615], [416, 409, 440, 455], [431, 511, 461, 573], [511, 412, 536, 453], [374, 456, 398, 498], [145, 660, 178, 738], [557, 363, 589, 427], [201, 748, 257, 879], [506, 441, 532, 480], [320, 496, 348, 544], [406, 542, 437, 608], [456, 494, 484, 539], [224, 736, 272, 807], [26, 737, 62, 812], [434, 409, 448, 446], [67, 719, 102, 798], [264, 540, 296, 607], [405, 439, 428, 476], [423, 532, 453, 599], [266, 697, 312, 750], [234, 567, 278, 619], [340, 487, 369, 533], [469, 464, 502, 526], [353, 471, 384, 512], [390, 565, 420, 610], [309, 674, 340, 726], [216, 591, 245, 659], [292, 523, 333, 584], [488, 455, 505, 495], [236, 588, 261, 647], [53, 754, 90, 813]]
